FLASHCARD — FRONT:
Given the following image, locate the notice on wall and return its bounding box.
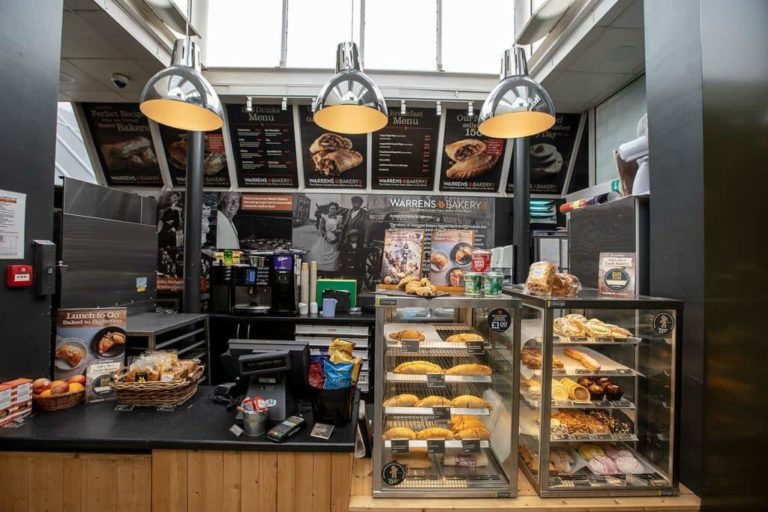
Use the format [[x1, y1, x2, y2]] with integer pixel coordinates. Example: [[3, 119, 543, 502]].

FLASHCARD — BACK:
[[371, 107, 439, 190], [439, 109, 506, 193], [507, 113, 583, 195], [159, 126, 230, 188], [226, 104, 299, 188], [81, 103, 163, 187], [299, 105, 367, 189], [0, 189, 26, 259]]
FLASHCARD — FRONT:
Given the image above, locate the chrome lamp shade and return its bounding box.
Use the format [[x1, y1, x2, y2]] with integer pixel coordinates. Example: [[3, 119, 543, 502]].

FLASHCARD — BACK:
[[478, 47, 556, 138], [313, 42, 388, 134], [140, 38, 223, 132]]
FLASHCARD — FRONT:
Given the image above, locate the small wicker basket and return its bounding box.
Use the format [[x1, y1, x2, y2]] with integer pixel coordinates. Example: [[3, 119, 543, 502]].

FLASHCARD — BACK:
[[33, 389, 85, 412], [110, 365, 204, 407]]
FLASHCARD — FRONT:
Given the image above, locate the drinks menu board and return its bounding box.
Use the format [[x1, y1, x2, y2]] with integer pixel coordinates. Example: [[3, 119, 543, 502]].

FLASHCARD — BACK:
[[438, 109, 506, 193], [371, 107, 439, 190], [298, 105, 367, 189], [507, 113, 583, 195], [159, 126, 230, 188], [226, 104, 299, 188], [81, 103, 163, 187]]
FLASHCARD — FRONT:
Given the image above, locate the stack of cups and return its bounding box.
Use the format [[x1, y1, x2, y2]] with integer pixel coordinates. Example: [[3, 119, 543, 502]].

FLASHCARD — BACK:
[[463, 250, 503, 297]]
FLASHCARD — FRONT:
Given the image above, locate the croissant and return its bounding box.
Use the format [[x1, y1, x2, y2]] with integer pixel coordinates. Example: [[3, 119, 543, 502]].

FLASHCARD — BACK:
[[393, 361, 444, 374], [383, 394, 419, 407], [388, 329, 425, 341], [309, 133, 353, 153], [383, 427, 416, 440], [415, 395, 452, 407], [451, 395, 491, 409], [445, 333, 484, 343], [445, 139, 486, 162], [454, 427, 491, 440], [446, 363, 492, 376], [313, 149, 363, 175], [416, 427, 454, 440]]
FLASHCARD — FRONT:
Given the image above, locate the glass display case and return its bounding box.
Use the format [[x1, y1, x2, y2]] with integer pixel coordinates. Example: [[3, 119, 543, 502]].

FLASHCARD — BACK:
[[372, 294, 521, 498], [505, 286, 681, 497]]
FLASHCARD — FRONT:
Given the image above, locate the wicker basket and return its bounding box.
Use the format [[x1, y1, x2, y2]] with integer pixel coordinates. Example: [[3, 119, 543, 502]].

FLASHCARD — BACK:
[[110, 365, 204, 407], [33, 389, 85, 412]]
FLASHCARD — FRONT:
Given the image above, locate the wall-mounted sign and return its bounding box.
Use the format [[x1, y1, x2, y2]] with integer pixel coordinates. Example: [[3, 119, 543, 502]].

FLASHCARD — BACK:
[[507, 113, 583, 195], [299, 106, 367, 189], [159, 126, 230, 188], [371, 107, 439, 190], [81, 103, 163, 187], [439, 109, 506, 193], [226, 104, 299, 188]]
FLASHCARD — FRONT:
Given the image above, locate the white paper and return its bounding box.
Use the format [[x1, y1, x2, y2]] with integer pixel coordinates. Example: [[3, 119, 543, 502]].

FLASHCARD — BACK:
[[0, 189, 26, 259]]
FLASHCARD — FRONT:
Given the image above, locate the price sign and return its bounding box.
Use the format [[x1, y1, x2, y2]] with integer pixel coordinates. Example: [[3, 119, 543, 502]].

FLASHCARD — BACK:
[[461, 439, 481, 454], [427, 373, 446, 388], [487, 308, 511, 332], [466, 341, 485, 355], [432, 406, 451, 420], [427, 440, 446, 454], [617, 368, 632, 375], [569, 336, 588, 342], [391, 439, 410, 454], [402, 339, 420, 353], [596, 336, 614, 342]]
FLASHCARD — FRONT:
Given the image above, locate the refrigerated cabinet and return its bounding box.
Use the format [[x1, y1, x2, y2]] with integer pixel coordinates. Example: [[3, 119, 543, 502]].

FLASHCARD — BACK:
[[505, 286, 681, 497], [372, 293, 520, 498]]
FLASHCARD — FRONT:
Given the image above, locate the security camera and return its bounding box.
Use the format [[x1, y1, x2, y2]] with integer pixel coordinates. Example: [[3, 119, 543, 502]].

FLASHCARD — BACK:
[[111, 73, 131, 89]]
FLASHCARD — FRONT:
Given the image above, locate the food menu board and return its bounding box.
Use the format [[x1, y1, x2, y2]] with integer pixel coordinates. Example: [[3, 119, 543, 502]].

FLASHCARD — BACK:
[[298, 105, 367, 189], [439, 109, 506, 193], [159, 126, 230, 187], [507, 113, 583, 195], [371, 107, 439, 190], [81, 103, 163, 187], [226, 104, 299, 188]]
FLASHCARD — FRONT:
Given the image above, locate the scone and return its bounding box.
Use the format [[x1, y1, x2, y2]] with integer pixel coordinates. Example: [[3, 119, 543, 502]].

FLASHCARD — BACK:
[[393, 360, 444, 374], [415, 395, 452, 407], [446, 363, 492, 376], [416, 427, 454, 440], [383, 394, 420, 407], [445, 333, 484, 343], [383, 427, 417, 440], [451, 395, 491, 409]]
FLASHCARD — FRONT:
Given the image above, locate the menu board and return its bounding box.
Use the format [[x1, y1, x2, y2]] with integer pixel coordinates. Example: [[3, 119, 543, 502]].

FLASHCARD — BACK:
[[298, 105, 367, 189], [371, 107, 439, 190], [439, 109, 506, 193], [226, 104, 299, 188], [159, 126, 230, 188], [507, 113, 583, 195], [81, 103, 163, 187]]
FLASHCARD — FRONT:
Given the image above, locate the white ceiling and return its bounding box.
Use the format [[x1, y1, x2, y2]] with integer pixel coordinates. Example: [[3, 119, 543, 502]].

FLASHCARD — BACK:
[[60, 0, 164, 102]]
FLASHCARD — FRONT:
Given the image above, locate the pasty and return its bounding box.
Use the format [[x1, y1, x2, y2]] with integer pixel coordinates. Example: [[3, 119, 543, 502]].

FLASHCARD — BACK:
[[393, 361, 444, 374], [388, 329, 425, 341], [97, 331, 126, 355], [451, 395, 490, 409], [55, 344, 85, 367], [416, 427, 454, 440], [445, 153, 499, 179], [383, 427, 417, 440], [445, 333, 484, 343], [383, 394, 420, 407], [312, 149, 363, 175], [430, 253, 448, 270], [445, 139, 486, 161], [446, 363, 492, 376], [453, 426, 491, 440], [415, 395, 452, 407], [309, 133, 353, 153], [450, 417, 485, 432], [606, 324, 632, 338]]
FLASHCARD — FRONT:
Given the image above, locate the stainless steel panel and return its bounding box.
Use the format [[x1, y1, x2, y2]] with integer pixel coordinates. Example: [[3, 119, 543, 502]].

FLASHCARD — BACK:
[[63, 178, 151, 225], [60, 213, 157, 311]]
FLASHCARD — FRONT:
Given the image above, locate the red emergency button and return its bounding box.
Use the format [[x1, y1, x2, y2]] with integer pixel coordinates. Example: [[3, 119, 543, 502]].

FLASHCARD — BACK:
[[6, 264, 33, 288]]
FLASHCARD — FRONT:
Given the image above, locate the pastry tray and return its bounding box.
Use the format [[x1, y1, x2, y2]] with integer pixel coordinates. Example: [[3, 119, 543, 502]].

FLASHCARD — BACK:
[[384, 323, 487, 350], [519, 403, 638, 443], [383, 382, 494, 416], [531, 336, 642, 346], [384, 439, 491, 449], [521, 393, 636, 411], [386, 372, 492, 384], [522, 346, 641, 378]]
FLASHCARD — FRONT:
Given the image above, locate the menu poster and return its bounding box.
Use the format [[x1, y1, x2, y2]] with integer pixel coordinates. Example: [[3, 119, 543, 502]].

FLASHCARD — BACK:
[[380, 228, 424, 285], [226, 104, 299, 188], [81, 103, 163, 187], [439, 109, 506, 193], [299, 105, 367, 189], [371, 107, 439, 190], [507, 113, 582, 195], [429, 229, 475, 287], [159, 126, 230, 187]]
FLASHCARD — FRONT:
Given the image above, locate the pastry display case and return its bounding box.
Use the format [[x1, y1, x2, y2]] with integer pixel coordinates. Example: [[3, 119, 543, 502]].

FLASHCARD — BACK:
[[372, 294, 521, 498], [505, 286, 682, 497]]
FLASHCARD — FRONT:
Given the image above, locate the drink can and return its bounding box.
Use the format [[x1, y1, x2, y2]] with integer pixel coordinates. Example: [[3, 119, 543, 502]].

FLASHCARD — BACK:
[[463, 272, 483, 296], [471, 250, 491, 272], [483, 271, 504, 297]]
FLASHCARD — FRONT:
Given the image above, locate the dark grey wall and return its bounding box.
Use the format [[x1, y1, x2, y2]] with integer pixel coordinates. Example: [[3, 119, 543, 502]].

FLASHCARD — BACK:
[[0, 1, 63, 380], [646, 0, 768, 509]]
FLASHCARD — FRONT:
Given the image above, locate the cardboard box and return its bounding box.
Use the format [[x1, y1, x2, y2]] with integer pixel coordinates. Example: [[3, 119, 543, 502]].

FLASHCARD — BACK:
[[0, 379, 32, 427]]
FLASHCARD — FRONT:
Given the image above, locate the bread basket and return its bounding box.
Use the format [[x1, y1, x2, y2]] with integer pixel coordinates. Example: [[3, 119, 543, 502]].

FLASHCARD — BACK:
[[110, 365, 204, 407], [33, 389, 85, 412]]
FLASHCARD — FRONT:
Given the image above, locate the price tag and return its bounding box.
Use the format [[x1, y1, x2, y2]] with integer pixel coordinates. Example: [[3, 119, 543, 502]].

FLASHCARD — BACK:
[[114, 404, 135, 412], [401, 339, 420, 353], [461, 439, 481, 453], [229, 424, 244, 437], [595, 401, 610, 408], [552, 433, 567, 440], [549, 477, 563, 487], [157, 404, 176, 412], [466, 341, 485, 355], [487, 308, 511, 332], [574, 433, 591, 440], [617, 368, 632, 375], [569, 336, 588, 343], [574, 480, 592, 488], [427, 440, 445, 454], [432, 406, 451, 420], [589, 475, 608, 485], [575, 369, 590, 375], [426, 373, 446, 388], [390, 439, 410, 454], [596, 336, 614, 342]]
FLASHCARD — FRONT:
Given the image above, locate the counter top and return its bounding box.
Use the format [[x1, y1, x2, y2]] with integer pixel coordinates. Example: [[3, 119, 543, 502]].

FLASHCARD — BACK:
[[210, 312, 375, 324], [0, 387, 356, 453], [126, 312, 208, 336]]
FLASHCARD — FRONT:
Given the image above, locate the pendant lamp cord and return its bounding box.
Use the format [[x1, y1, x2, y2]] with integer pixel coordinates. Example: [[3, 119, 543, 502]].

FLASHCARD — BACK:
[[350, 0, 354, 42], [186, 0, 192, 40]]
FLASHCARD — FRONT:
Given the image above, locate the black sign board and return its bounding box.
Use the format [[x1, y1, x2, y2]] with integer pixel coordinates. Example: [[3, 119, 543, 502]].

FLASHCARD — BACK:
[[401, 339, 420, 353], [390, 439, 410, 454], [439, 109, 506, 193], [426, 373, 446, 388], [382, 462, 406, 486], [371, 107, 438, 190], [506, 113, 583, 195], [427, 440, 446, 454], [81, 103, 163, 187], [159, 126, 230, 187], [226, 104, 298, 188], [298, 105, 367, 189], [432, 406, 451, 420], [488, 308, 512, 332], [461, 439, 481, 454], [466, 341, 485, 355]]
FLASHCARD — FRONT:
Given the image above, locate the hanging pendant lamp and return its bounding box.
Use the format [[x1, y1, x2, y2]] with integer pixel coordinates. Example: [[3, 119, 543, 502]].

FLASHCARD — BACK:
[[478, 47, 555, 138], [139, 0, 223, 131], [313, 41, 388, 134]]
